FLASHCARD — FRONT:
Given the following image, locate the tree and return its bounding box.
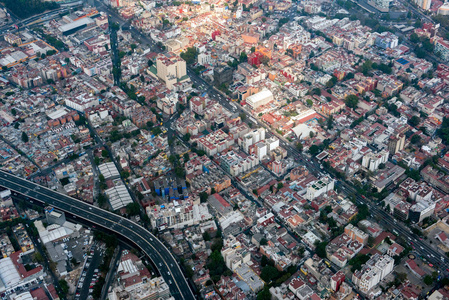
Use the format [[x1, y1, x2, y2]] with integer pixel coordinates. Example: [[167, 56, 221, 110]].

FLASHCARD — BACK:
[[327, 115, 334, 129], [277, 182, 284, 190], [251, 46, 256, 53], [199, 191, 208, 203], [126, 203, 140, 216], [260, 238, 268, 246], [257, 286, 271, 300], [180, 47, 197, 64], [411, 134, 421, 145], [360, 60, 373, 75], [349, 254, 371, 272], [424, 275, 434, 285], [11, 108, 16, 116], [326, 76, 337, 88], [3, 0, 59, 19], [306, 99, 313, 107], [147, 60, 153, 67], [21, 131, 29, 143], [239, 51, 248, 63], [260, 265, 279, 282], [182, 133, 191, 142], [296, 142, 303, 152], [309, 144, 320, 155], [97, 194, 107, 207], [345, 95, 359, 109], [410, 33, 420, 44], [203, 231, 211, 241], [121, 170, 130, 179], [94, 156, 100, 166], [59, 279, 69, 296], [408, 115, 420, 127], [315, 241, 327, 258]]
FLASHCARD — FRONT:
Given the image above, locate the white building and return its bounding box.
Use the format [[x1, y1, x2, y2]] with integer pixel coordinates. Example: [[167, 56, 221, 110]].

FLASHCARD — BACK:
[[361, 150, 389, 172], [265, 136, 279, 153], [146, 200, 212, 229], [245, 89, 273, 110], [352, 254, 394, 293], [409, 199, 436, 223], [0, 257, 21, 293], [65, 94, 99, 112], [197, 52, 211, 65], [239, 128, 266, 153], [305, 176, 334, 200]]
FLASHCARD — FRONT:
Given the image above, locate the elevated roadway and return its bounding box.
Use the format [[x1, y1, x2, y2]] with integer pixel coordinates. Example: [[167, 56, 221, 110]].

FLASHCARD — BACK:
[[0, 170, 195, 300]]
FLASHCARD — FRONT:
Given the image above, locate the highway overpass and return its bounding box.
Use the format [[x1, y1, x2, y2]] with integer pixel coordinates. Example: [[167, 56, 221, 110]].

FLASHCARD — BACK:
[[0, 170, 195, 300]]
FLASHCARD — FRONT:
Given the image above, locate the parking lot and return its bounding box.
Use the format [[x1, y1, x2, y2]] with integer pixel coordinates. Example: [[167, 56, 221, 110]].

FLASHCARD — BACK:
[[74, 242, 106, 300]]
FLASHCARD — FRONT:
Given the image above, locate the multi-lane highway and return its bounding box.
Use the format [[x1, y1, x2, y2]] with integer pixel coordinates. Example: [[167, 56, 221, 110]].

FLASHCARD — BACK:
[[0, 170, 195, 300]]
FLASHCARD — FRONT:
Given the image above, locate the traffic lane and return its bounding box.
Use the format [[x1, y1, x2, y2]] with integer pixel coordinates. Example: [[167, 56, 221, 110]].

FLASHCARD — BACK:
[[339, 185, 449, 271], [0, 173, 194, 300]]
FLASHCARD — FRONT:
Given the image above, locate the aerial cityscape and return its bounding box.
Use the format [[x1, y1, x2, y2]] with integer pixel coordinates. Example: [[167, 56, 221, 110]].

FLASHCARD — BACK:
[[0, 0, 448, 299]]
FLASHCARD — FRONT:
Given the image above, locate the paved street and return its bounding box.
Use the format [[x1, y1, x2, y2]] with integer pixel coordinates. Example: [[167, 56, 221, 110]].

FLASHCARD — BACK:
[[0, 170, 195, 300]]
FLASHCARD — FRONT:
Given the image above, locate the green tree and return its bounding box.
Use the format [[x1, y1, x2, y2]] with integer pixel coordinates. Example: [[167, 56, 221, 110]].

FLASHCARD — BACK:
[[180, 47, 198, 64], [126, 202, 141, 216], [260, 238, 268, 246], [203, 231, 211, 241], [199, 191, 209, 203], [183, 133, 191, 142], [360, 60, 373, 75], [251, 46, 256, 53], [408, 115, 420, 127], [424, 275, 434, 285], [239, 51, 248, 63], [315, 241, 327, 258], [21, 131, 29, 143], [309, 144, 320, 155], [260, 265, 279, 282], [411, 134, 421, 145], [306, 99, 313, 107], [410, 32, 419, 44], [59, 279, 69, 296], [345, 95, 359, 109], [257, 286, 272, 300]]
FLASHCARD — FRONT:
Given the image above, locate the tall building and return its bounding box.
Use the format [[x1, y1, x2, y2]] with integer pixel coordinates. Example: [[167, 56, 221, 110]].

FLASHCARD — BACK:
[[435, 38, 449, 61], [352, 254, 394, 293], [388, 134, 405, 154], [409, 199, 435, 223], [345, 224, 369, 244], [156, 52, 187, 89], [305, 176, 334, 200], [414, 0, 431, 10], [214, 65, 233, 87]]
